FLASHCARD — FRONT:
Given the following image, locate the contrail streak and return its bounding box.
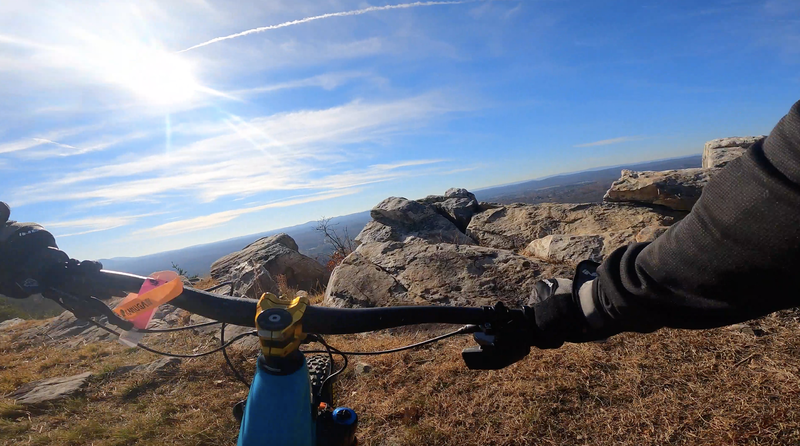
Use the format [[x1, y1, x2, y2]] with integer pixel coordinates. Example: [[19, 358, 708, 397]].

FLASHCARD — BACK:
[[178, 0, 473, 53]]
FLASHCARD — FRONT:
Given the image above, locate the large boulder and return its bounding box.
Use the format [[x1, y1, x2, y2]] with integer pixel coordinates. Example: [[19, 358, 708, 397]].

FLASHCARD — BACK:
[[702, 136, 765, 169], [211, 233, 329, 293], [603, 168, 714, 211], [355, 197, 476, 246], [417, 188, 481, 232], [466, 202, 684, 252], [230, 263, 280, 298], [8, 372, 92, 406], [324, 240, 571, 308]]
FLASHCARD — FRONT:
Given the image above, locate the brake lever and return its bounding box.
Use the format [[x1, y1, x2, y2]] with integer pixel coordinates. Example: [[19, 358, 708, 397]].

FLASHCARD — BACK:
[[461, 302, 532, 370], [46, 287, 134, 331]]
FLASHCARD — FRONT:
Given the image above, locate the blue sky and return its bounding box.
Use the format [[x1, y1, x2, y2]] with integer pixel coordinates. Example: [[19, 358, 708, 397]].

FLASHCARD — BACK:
[[1, 0, 798, 260]]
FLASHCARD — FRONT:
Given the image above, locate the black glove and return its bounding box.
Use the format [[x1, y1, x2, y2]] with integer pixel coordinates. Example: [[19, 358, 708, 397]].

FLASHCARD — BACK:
[[527, 260, 618, 349], [0, 201, 69, 298]]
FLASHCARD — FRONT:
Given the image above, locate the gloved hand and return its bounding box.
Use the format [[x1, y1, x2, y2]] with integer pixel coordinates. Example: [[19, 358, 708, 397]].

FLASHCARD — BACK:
[[0, 201, 69, 298], [527, 260, 618, 349]]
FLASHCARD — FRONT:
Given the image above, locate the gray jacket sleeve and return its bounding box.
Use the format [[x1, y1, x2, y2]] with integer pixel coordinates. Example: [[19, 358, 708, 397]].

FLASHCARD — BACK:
[[595, 100, 800, 332]]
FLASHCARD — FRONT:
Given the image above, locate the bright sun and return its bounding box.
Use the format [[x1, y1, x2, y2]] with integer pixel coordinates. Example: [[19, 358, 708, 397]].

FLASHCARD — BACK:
[[89, 42, 201, 107]]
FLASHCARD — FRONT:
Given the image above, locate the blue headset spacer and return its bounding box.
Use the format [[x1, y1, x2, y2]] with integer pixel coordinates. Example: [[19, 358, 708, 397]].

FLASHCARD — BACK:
[[332, 407, 357, 426]]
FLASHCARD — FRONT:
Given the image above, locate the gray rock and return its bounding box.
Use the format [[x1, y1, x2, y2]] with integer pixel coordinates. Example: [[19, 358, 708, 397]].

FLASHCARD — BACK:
[[131, 357, 181, 375], [325, 240, 570, 308], [247, 232, 299, 252], [604, 168, 714, 211], [636, 226, 670, 243], [466, 203, 683, 252], [703, 136, 765, 169], [354, 363, 373, 375], [211, 233, 329, 293], [417, 188, 481, 232], [8, 372, 92, 406], [230, 263, 280, 298], [0, 318, 24, 330], [19, 311, 114, 343], [525, 234, 604, 264], [355, 197, 476, 246]]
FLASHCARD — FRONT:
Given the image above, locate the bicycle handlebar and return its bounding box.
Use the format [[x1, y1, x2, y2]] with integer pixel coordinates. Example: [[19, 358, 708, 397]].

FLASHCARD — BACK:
[[95, 270, 488, 334]]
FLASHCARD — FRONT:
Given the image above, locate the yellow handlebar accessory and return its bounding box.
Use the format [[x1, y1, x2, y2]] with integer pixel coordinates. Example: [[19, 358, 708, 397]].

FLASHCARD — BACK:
[[255, 292, 309, 358]]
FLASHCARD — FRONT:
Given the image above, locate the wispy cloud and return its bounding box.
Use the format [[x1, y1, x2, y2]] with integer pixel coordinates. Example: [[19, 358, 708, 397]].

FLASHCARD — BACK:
[[179, 0, 475, 53], [232, 72, 379, 97], [0, 125, 99, 154], [573, 136, 645, 148], [133, 189, 359, 237], [44, 213, 161, 237], [11, 94, 466, 205], [18, 131, 151, 160]]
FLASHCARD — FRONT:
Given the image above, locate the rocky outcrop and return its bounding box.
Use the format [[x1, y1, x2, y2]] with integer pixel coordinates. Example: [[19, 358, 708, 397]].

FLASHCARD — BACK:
[[466, 202, 683, 253], [356, 196, 476, 246], [417, 188, 481, 232], [524, 234, 604, 264], [702, 136, 765, 169], [8, 372, 92, 406], [211, 233, 329, 293], [603, 168, 714, 211], [325, 239, 571, 308], [327, 186, 692, 308]]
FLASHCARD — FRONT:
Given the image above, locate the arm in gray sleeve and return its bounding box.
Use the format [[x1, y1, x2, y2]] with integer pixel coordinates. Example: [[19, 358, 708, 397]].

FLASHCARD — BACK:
[[594, 100, 800, 332]]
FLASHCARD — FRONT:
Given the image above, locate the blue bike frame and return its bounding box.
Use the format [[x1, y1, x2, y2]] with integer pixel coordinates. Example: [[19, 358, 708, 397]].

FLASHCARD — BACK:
[[238, 355, 315, 446]]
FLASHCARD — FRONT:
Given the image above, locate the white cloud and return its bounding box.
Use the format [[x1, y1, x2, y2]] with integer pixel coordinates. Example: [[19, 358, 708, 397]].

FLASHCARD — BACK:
[[0, 125, 100, 154], [573, 136, 645, 148], [17, 131, 151, 160], [44, 213, 160, 237], [232, 71, 378, 96], [11, 94, 466, 205], [133, 189, 359, 237]]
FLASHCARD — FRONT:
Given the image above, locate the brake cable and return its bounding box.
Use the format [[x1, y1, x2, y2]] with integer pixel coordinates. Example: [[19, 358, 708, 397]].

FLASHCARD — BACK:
[[301, 324, 479, 356], [221, 321, 252, 387], [78, 316, 257, 357]]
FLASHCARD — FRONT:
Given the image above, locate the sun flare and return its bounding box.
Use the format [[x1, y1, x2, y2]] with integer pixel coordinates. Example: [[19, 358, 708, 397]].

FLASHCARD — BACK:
[[70, 34, 203, 107], [97, 46, 200, 106]]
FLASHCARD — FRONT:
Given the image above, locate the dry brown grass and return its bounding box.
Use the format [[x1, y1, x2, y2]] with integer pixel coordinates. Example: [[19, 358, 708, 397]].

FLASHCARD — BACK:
[[2, 311, 800, 445]]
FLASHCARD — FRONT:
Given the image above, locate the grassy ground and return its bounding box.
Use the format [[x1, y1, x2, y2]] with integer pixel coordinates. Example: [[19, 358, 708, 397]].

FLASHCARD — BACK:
[[2, 309, 800, 445]]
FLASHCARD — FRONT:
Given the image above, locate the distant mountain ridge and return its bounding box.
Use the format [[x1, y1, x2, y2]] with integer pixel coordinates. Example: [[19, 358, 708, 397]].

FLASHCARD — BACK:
[[99, 211, 372, 277], [99, 155, 701, 277], [475, 155, 702, 203]]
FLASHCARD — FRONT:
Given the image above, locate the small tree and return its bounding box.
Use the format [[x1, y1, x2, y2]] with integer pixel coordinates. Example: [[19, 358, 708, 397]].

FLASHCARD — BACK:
[[316, 217, 355, 271], [171, 262, 199, 281]]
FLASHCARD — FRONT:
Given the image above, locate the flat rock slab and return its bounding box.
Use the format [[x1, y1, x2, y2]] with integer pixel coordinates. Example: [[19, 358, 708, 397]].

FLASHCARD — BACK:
[[603, 168, 714, 211], [525, 234, 604, 264], [131, 357, 182, 375], [0, 318, 24, 330], [8, 372, 92, 406], [466, 202, 683, 252]]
